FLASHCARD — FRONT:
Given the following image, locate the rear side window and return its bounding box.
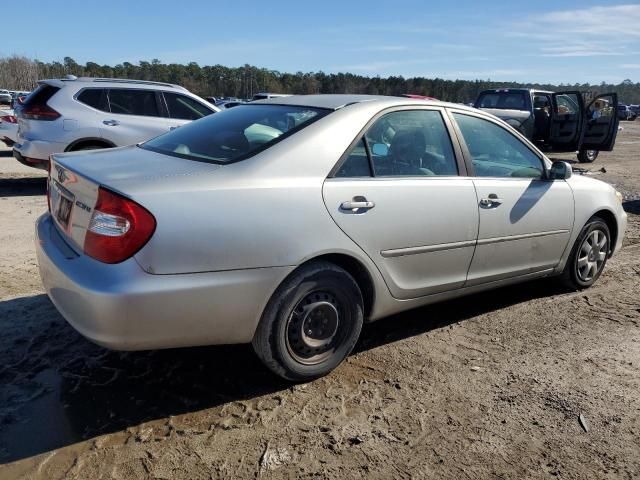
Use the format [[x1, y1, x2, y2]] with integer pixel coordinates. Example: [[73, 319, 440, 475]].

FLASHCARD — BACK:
[[142, 104, 329, 164], [22, 84, 60, 108], [108, 89, 160, 117], [336, 110, 458, 177], [335, 139, 372, 177], [77, 88, 107, 111], [164, 93, 212, 120]]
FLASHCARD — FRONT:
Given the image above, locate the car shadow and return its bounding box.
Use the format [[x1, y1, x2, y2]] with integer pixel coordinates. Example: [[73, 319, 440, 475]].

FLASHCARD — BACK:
[[0, 177, 47, 197], [509, 180, 552, 224], [623, 199, 640, 215], [0, 279, 561, 463]]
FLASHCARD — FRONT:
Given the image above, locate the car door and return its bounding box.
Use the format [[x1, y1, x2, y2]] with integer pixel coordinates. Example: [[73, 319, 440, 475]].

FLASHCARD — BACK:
[[450, 110, 574, 286], [581, 93, 619, 151], [162, 92, 214, 131], [99, 88, 166, 145], [322, 107, 479, 300], [548, 91, 584, 152]]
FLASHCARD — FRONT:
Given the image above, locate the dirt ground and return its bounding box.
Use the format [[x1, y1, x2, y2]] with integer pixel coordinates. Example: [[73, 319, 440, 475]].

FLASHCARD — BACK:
[[0, 119, 639, 480]]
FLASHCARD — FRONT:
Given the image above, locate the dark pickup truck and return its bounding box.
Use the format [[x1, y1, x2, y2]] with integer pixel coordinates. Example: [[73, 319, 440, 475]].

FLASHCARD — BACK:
[[474, 88, 619, 163]]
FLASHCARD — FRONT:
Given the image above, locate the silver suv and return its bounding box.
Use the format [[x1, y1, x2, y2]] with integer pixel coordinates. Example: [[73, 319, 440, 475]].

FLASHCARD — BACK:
[[13, 76, 219, 169]]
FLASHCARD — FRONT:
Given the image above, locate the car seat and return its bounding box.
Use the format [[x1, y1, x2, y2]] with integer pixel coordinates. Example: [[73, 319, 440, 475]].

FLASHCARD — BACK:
[[388, 129, 434, 176], [533, 98, 550, 140]]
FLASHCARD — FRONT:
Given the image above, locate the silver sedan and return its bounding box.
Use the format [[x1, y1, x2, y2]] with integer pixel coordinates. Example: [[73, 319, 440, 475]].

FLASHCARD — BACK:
[[36, 95, 627, 381]]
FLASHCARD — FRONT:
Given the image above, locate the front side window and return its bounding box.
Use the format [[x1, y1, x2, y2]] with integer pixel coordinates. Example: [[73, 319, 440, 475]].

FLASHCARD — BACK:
[[453, 113, 544, 178], [164, 92, 212, 120], [108, 89, 159, 117], [337, 110, 457, 177], [555, 94, 579, 115], [142, 104, 328, 164]]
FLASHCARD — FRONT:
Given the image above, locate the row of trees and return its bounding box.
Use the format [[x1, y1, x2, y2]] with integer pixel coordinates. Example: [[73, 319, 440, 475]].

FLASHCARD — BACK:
[[2, 55, 640, 104]]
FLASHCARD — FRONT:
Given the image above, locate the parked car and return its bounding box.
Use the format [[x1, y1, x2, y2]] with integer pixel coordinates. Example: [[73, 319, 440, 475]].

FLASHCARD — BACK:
[[250, 92, 292, 101], [401, 94, 438, 100], [474, 88, 619, 163], [0, 109, 18, 146], [0, 89, 12, 105], [36, 95, 626, 381], [630, 105, 640, 119], [13, 77, 219, 170], [617, 105, 635, 121], [215, 100, 246, 109]]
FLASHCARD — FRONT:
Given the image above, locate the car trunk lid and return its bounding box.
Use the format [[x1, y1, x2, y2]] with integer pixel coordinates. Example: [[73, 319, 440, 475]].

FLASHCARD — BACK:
[[48, 145, 221, 252]]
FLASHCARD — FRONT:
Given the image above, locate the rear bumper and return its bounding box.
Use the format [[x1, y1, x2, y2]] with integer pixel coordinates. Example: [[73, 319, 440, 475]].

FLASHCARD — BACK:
[[36, 213, 292, 350], [14, 138, 66, 170], [13, 149, 49, 170], [0, 123, 18, 144]]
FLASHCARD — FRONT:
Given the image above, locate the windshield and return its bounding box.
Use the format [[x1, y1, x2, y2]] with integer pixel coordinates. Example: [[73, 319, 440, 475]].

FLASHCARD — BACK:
[[142, 104, 329, 164]]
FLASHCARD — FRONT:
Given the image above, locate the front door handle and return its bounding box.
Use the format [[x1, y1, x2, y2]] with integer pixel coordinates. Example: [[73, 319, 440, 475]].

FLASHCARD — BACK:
[[103, 119, 120, 126], [340, 198, 375, 212], [480, 194, 503, 208]]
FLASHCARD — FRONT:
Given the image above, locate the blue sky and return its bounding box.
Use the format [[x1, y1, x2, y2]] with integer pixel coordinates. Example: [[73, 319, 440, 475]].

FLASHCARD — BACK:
[[3, 1, 639, 84]]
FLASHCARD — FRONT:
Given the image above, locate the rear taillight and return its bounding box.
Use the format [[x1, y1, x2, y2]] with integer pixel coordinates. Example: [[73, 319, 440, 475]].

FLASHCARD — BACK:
[[21, 104, 60, 121], [83, 187, 156, 264], [0, 115, 17, 123]]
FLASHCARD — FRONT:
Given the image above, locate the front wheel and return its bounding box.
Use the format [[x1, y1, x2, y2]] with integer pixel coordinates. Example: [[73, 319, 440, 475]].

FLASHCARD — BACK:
[[560, 217, 610, 290], [577, 149, 598, 163], [252, 261, 364, 382]]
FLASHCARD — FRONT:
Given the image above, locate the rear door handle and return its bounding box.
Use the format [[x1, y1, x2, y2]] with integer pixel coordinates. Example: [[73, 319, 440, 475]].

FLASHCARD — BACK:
[[103, 119, 120, 126], [340, 200, 375, 212]]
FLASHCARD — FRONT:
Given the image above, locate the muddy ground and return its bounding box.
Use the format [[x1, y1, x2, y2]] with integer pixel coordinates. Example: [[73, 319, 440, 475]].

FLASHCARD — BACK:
[[0, 119, 639, 479]]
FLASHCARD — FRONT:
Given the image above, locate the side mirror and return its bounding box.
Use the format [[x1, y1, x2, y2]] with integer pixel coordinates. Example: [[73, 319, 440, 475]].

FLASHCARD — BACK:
[[549, 161, 572, 180], [371, 143, 389, 156]]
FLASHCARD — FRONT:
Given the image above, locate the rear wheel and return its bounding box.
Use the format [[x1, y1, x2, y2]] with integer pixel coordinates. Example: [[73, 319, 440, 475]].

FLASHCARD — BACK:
[[560, 217, 610, 290], [74, 145, 107, 151], [252, 261, 364, 381], [577, 149, 598, 163]]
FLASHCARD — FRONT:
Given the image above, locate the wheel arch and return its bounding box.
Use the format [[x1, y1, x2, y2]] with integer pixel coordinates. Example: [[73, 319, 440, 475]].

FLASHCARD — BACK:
[[293, 253, 376, 320], [65, 137, 116, 152], [591, 209, 618, 256]]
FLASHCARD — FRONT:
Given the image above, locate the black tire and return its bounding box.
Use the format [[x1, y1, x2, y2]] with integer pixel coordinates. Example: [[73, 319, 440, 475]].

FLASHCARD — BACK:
[[72, 144, 109, 151], [252, 261, 364, 382], [577, 149, 598, 163], [560, 217, 610, 290]]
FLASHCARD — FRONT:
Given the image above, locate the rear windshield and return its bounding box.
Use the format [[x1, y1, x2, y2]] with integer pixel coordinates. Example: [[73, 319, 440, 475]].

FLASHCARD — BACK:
[[23, 84, 60, 107], [476, 92, 528, 110], [141, 104, 329, 164]]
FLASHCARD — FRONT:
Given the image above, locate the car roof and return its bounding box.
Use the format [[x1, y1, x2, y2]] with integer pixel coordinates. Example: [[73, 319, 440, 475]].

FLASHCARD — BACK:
[[39, 76, 189, 92], [479, 88, 554, 95], [251, 94, 461, 111]]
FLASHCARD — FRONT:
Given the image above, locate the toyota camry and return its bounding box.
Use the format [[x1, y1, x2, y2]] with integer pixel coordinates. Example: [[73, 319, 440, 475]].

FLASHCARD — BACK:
[[36, 95, 627, 381]]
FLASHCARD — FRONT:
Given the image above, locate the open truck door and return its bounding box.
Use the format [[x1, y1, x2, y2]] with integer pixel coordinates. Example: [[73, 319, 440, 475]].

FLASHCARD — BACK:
[[581, 93, 619, 152], [548, 91, 584, 152]]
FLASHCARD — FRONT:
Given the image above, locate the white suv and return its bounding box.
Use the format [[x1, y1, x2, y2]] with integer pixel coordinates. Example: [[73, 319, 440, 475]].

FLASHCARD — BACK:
[[13, 76, 219, 169]]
